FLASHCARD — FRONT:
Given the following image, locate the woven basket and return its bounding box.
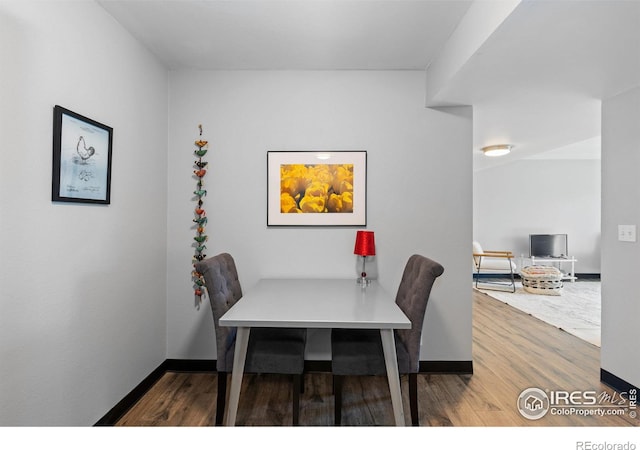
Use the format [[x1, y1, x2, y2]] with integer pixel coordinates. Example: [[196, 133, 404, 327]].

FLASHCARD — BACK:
[[520, 265, 563, 295]]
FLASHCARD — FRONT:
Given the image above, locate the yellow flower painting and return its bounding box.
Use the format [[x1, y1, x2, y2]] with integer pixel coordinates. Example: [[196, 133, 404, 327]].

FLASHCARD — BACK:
[[280, 163, 354, 214], [267, 151, 366, 227]]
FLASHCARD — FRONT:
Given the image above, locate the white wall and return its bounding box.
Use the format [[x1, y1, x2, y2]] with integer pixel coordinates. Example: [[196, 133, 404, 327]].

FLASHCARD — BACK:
[[601, 86, 640, 388], [474, 159, 601, 273], [166, 71, 473, 363], [0, 1, 168, 425]]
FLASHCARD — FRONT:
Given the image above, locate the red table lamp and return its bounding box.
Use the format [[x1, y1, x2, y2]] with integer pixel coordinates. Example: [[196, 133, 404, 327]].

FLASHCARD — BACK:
[[354, 230, 376, 285]]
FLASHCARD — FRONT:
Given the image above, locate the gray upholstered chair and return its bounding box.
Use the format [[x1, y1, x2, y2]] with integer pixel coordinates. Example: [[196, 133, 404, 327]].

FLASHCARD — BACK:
[[331, 254, 444, 426], [194, 253, 307, 425]]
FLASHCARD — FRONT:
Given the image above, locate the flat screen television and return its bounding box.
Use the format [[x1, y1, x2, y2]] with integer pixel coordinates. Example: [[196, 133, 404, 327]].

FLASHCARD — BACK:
[[529, 234, 568, 258]]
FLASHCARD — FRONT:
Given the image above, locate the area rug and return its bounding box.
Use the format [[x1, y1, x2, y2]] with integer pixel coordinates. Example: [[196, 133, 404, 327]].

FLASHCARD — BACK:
[[474, 280, 601, 347]]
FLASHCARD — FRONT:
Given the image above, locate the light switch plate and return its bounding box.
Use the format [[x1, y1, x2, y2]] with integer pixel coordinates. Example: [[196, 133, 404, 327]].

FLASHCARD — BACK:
[[618, 225, 637, 242]]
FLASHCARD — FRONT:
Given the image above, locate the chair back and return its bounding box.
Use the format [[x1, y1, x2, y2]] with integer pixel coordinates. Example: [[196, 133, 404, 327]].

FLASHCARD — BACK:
[[194, 253, 243, 372], [394, 254, 444, 373]]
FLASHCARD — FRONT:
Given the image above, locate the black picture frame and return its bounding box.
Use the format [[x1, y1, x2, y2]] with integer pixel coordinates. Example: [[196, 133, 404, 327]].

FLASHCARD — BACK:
[[267, 150, 367, 226], [52, 105, 113, 204]]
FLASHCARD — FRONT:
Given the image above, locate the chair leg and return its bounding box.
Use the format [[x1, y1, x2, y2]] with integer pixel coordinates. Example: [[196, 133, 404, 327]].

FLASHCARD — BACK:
[[333, 375, 343, 425], [216, 372, 227, 426], [409, 373, 419, 426], [509, 264, 516, 293], [292, 374, 301, 426]]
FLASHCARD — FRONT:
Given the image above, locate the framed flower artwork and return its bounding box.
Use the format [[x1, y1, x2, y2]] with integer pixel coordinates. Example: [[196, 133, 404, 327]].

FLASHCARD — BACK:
[[267, 151, 367, 227]]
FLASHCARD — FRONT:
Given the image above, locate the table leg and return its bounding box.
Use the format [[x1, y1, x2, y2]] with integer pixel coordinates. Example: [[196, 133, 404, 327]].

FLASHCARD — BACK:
[[380, 328, 406, 426], [225, 326, 250, 426]]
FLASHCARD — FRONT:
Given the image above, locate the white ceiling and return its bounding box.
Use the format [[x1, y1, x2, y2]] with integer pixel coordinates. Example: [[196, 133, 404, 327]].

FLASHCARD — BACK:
[[97, 0, 473, 70], [98, 0, 640, 171]]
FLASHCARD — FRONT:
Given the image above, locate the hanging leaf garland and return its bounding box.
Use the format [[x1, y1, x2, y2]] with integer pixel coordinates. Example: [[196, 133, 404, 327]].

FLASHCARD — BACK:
[[192, 124, 208, 300]]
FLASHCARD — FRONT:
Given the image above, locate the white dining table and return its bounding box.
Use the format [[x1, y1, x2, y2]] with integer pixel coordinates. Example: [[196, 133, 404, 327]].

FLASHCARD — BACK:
[[218, 278, 411, 426]]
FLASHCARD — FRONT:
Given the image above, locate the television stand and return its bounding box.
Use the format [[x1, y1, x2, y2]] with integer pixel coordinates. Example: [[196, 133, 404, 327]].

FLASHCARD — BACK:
[[521, 256, 577, 282]]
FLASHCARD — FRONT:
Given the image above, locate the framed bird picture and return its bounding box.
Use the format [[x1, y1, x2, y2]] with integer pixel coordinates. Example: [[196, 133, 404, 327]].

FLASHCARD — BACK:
[[52, 105, 113, 204]]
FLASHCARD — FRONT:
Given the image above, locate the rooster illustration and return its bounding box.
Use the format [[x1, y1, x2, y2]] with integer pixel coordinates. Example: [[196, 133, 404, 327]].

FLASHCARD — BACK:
[[76, 136, 95, 163]]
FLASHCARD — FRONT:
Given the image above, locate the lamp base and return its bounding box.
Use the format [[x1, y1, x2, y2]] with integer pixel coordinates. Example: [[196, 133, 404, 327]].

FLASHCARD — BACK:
[[357, 272, 371, 286], [356, 257, 371, 286]]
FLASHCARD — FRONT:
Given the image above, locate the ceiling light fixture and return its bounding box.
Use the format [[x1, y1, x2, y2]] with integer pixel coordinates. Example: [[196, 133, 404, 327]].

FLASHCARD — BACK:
[[481, 144, 512, 157]]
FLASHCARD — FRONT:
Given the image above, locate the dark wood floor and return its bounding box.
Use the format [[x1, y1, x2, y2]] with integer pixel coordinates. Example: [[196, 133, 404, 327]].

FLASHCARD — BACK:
[[116, 289, 637, 426]]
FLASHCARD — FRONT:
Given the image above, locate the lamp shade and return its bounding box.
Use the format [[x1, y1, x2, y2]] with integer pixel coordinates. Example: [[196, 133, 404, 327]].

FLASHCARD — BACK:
[[354, 230, 376, 256]]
